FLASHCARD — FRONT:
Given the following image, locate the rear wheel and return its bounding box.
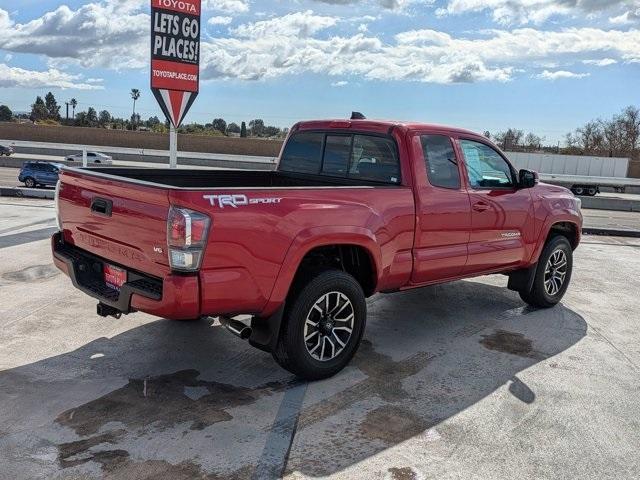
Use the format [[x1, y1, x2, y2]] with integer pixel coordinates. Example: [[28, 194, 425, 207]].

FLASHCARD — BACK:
[[24, 177, 36, 188], [587, 187, 597, 196], [273, 269, 366, 380], [572, 186, 585, 196], [519, 235, 573, 308]]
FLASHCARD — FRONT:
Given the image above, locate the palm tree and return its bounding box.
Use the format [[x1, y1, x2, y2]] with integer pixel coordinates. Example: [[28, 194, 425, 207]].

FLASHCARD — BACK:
[[70, 98, 77, 119], [130, 89, 141, 130], [130, 89, 140, 117]]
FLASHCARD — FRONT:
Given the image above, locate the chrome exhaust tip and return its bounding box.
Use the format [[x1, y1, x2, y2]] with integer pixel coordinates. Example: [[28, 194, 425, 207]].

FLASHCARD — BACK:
[[219, 316, 252, 340]]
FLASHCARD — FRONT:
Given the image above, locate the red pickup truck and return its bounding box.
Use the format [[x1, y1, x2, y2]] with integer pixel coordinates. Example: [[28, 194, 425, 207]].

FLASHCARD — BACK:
[[52, 119, 582, 379]]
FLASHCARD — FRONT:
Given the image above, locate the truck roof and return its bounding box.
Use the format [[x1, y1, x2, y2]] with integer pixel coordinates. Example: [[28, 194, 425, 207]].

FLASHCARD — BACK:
[[295, 119, 482, 137]]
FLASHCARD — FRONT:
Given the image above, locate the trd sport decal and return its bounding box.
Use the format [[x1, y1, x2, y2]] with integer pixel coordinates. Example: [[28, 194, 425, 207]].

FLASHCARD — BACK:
[[203, 194, 283, 208]]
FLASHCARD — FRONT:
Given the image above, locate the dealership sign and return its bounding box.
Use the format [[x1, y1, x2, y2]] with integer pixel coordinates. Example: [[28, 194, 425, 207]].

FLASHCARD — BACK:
[[150, 0, 201, 128]]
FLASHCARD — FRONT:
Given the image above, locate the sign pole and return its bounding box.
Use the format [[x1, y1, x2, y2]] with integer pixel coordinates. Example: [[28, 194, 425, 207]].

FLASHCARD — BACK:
[[169, 124, 178, 169]]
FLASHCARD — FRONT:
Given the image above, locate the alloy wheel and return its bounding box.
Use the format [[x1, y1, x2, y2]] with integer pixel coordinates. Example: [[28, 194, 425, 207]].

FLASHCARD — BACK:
[[544, 249, 568, 296], [303, 291, 354, 362]]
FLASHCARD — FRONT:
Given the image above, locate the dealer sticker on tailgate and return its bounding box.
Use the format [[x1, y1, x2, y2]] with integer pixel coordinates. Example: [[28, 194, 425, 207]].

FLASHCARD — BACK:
[[104, 264, 127, 291]]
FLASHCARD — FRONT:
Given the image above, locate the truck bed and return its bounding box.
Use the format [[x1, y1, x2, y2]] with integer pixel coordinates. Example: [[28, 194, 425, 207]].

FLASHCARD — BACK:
[[70, 167, 395, 189]]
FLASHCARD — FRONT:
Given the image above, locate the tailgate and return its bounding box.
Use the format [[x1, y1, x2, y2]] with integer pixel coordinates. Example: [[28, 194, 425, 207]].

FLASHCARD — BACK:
[[58, 169, 171, 277]]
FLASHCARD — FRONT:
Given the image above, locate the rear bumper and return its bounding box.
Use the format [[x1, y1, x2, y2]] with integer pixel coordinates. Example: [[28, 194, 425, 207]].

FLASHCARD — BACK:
[[51, 232, 200, 319]]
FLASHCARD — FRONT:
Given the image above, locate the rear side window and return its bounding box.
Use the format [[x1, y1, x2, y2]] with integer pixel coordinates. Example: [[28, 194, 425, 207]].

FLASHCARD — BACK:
[[279, 132, 324, 174], [421, 135, 460, 189], [280, 132, 400, 184], [322, 135, 352, 176], [350, 135, 399, 183]]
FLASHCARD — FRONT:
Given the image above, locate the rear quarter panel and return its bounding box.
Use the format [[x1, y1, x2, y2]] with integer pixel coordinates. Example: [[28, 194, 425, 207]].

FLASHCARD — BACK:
[[169, 187, 416, 316]]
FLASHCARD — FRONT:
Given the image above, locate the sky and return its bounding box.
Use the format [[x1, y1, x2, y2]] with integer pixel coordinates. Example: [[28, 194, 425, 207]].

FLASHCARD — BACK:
[[0, 0, 639, 144]]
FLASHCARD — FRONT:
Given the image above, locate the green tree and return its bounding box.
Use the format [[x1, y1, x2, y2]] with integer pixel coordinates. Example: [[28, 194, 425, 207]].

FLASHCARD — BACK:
[[70, 98, 78, 119], [130, 113, 141, 130], [44, 92, 60, 120], [227, 122, 240, 134], [98, 110, 112, 127], [240, 121, 247, 138], [87, 107, 98, 127], [75, 111, 88, 126], [30, 96, 48, 122], [212, 118, 227, 134], [249, 119, 265, 137], [263, 125, 281, 137], [146, 116, 161, 128], [0, 105, 12, 122]]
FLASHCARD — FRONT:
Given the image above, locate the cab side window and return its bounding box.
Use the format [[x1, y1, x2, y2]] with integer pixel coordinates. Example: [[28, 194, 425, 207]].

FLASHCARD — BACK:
[[460, 140, 514, 188], [279, 132, 324, 174], [350, 135, 399, 183], [421, 135, 460, 189]]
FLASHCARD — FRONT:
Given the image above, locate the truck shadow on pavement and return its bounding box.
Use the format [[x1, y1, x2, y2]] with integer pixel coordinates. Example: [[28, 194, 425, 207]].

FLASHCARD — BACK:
[[0, 280, 587, 479]]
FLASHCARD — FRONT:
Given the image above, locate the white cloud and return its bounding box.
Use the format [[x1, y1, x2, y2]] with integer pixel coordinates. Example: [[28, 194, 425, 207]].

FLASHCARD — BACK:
[[313, 0, 430, 11], [0, 4, 148, 69], [436, 0, 639, 25], [200, 23, 640, 84], [208, 16, 233, 25], [203, 0, 249, 14], [231, 11, 338, 38], [1, 3, 639, 88], [582, 58, 617, 66], [536, 69, 590, 80], [0, 64, 103, 90], [609, 8, 640, 24], [331, 80, 349, 86]]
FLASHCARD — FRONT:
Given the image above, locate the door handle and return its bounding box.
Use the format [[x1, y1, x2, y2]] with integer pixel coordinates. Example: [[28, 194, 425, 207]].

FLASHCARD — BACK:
[[473, 202, 490, 212]]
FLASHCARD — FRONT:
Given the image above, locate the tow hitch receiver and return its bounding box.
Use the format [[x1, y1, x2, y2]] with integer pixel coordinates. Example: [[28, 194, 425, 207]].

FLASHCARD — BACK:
[[97, 303, 124, 319]]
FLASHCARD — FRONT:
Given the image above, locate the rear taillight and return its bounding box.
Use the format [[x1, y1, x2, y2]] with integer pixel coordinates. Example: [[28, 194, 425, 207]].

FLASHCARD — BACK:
[[54, 181, 62, 231], [167, 206, 211, 272]]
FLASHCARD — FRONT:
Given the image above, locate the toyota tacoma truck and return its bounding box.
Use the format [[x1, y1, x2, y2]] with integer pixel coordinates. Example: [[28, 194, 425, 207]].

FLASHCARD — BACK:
[[52, 118, 582, 379]]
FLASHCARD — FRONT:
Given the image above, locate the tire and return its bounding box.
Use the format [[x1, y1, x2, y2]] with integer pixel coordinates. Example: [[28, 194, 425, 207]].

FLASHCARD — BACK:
[[587, 187, 597, 196], [519, 235, 573, 308], [24, 177, 36, 188], [273, 269, 367, 380], [572, 186, 584, 196]]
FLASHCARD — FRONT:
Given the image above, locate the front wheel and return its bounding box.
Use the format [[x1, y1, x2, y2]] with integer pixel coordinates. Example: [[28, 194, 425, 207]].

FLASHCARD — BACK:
[[519, 235, 573, 308], [273, 269, 367, 380]]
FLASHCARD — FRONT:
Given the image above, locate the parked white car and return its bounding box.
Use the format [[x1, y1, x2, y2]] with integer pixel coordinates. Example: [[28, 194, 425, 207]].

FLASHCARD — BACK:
[[65, 151, 113, 165]]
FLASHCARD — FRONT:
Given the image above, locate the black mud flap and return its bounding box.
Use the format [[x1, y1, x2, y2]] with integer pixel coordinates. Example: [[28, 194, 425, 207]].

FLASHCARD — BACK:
[[507, 263, 537, 293], [249, 305, 285, 353]]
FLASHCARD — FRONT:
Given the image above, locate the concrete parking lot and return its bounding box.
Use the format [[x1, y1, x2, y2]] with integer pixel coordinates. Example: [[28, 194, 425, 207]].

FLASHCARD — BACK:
[[0, 198, 639, 479]]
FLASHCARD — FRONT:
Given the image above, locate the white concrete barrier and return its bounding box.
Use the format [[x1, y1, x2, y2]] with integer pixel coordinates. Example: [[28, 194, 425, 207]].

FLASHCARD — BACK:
[[1, 139, 278, 165]]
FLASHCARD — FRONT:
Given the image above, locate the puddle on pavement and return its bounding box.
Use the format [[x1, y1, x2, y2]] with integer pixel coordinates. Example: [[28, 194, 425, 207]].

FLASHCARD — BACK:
[[479, 330, 544, 359], [56, 370, 293, 436], [388, 466, 419, 480], [295, 339, 433, 431], [55, 369, 294, 476], [2, 264, 60, 283], [360, 406, 427, 444]]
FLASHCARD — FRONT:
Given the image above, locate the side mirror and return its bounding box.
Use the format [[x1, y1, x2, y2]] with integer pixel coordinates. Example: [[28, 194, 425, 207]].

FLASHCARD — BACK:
[[519, 169, 538, 189]]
